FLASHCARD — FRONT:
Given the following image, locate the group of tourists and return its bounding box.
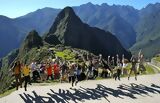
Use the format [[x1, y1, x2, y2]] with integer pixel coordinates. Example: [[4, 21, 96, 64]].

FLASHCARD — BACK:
[[12, 52, 146, 91]]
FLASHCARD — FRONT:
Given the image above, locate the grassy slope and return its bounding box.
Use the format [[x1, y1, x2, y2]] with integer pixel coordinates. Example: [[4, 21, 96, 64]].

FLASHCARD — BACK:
[[55, 49, 76, 61], [153, 56, 160, 62], [126, 63, 155, 74], [130, 37, 160, 59]]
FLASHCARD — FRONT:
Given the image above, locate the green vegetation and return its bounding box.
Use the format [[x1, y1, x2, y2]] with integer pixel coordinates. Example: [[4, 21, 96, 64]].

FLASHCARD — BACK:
[[0, 49, 18, 95], [20, 47, 51, 64], [153, 56, 160, 62], [0, 88, 16, 98], [124, 63, 155, 75], [55, 49, 76, 61], [130, 37, 160, 59], [145, 64, 155, 74], [20, 46, 89, 64]]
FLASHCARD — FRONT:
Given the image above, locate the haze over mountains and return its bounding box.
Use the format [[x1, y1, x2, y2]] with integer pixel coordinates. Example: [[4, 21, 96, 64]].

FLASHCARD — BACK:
[[0, 2, 160, 58], [0, 16, 21, 57]]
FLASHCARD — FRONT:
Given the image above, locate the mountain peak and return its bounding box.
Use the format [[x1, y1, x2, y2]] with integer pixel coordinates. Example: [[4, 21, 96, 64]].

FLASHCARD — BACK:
[[86, 2, 94, 5], [25, 30, 40, 40], [63, 6, 74, 13], [101, 3, 109, 7], [22, 30, 43, 50], [44, 7, 131, 59], [49, 7, 82, 34], [145, 3, 160, 9], [60, 6, 78, 19], [58, 6, 75, 16]]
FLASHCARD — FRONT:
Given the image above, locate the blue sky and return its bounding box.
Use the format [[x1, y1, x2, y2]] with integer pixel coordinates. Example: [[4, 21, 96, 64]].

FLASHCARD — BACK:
[[0, 0, 159, 18]]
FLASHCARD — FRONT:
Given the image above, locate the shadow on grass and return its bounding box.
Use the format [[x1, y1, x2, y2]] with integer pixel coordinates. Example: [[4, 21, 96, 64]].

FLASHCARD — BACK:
[[19, 83, 160, 103]]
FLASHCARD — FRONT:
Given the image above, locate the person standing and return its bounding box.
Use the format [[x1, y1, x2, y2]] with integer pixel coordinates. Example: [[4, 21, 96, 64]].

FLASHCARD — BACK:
[[107, 56, 111, 67], [12, 61, 22, 90], [128, 55, 137, 80], [138, 54, 146, 74], [75, 64, 82, 86], [60, 62, 68, 82], [122, 54, 125, 75], [68, 63, 76, 87], [111, 57, 115, 69], [115, 62, 122, 81], [116, 54, 120, 66], [40, 63, 46, 81], [99, 54, 102, 62], [22, 64, 31, 91], [80, 62, 87, 80], [86, 61, 93, 79], [30, 61, 39, 82], [93, 60, 99, 79], [46, 63, 54, 80], [114, 54, 122, 81], [53, 62, 60, 80]]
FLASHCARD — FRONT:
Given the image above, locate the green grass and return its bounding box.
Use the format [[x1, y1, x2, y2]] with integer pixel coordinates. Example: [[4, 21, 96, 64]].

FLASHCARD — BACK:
[[44, 80, 60, 83], [144, 64, 155, 74], [154, 56, 160, 62], [55, 52, 65, 57], [95, 77, 104, 80], [55, 49, 76, 61], [55, 51, 74, 60], [120, 63, 155, 76], [125, 63, 132, 70], [0, 88, 16, 98]]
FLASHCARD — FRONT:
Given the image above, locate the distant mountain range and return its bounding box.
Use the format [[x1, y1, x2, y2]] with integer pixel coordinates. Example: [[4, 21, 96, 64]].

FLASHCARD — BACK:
[[0, 16, 21, 58], [130, 3, 160, 58], [1, 7, 131, 71], [0, 2, 160, 58]]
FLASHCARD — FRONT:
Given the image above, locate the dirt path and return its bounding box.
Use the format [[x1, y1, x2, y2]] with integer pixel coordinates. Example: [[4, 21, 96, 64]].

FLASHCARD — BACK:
[[0, 74, 160, 103]]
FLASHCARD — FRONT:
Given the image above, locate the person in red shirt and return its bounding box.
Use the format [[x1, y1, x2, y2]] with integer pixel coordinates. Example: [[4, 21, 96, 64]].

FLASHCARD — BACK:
[[53, 62, 60, 79], [46, 63, 53, 80]]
